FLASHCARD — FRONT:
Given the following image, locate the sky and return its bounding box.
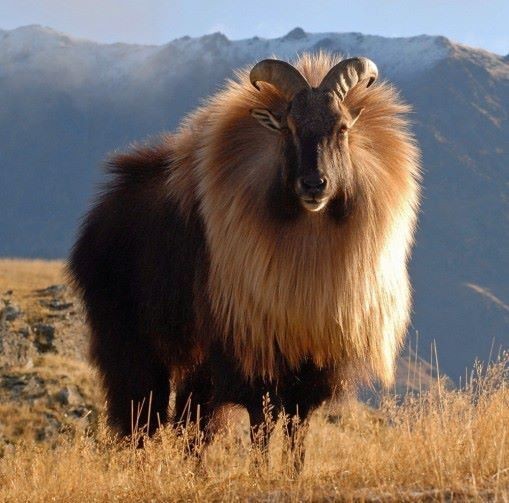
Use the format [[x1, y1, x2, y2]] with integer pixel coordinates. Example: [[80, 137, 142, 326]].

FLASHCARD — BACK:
[[1, 0, 507, 55]]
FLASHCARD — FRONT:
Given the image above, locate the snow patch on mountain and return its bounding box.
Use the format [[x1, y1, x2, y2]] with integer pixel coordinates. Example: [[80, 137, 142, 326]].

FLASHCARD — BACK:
[[169, 28, 453, 79], [0, 25, 454, 85]]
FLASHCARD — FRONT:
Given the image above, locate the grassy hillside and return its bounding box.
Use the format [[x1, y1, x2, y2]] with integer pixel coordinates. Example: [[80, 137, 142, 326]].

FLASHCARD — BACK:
[[0, 259, 508, 501]]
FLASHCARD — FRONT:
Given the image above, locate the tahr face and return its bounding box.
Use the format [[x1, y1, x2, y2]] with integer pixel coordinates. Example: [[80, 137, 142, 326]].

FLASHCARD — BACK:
[[251, 88, 363, 215]]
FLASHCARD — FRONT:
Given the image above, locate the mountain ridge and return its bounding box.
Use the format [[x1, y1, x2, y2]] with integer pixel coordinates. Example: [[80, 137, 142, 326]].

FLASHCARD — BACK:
[[0, 25, 456, 76], [2, 24, 504, 56]]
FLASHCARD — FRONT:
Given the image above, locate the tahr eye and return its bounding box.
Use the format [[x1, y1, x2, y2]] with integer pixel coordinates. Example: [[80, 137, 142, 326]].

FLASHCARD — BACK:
[[338, 124, 348, 136]]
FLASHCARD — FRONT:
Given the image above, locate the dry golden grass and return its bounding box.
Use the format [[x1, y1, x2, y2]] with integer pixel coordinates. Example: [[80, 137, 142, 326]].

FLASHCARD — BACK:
[[1, 259, 508, 501], [0, 258, 64, 292], [0, 362, 508, 501], [0, 258, 65, 319]]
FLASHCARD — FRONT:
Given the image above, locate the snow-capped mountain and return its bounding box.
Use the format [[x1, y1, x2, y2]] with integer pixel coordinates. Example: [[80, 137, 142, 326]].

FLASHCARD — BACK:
[[0, 25, 450, 79], [1, 25, 508, 380]]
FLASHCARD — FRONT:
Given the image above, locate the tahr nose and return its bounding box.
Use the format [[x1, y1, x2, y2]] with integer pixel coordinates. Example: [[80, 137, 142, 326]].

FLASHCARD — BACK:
[[300, 176, 327, 194]]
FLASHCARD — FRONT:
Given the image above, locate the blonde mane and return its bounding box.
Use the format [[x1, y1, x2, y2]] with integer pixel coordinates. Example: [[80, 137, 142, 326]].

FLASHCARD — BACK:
[[170, 53, 421, 385]]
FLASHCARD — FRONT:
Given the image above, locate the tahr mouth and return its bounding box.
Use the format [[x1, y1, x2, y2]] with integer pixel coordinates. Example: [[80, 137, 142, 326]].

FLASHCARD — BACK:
[[300, 196, 328, 212]]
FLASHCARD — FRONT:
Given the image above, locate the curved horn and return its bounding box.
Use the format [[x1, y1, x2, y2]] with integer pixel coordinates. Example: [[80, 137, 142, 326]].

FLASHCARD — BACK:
[[250, 59, 310, 101], [318, 57, 378, 101]]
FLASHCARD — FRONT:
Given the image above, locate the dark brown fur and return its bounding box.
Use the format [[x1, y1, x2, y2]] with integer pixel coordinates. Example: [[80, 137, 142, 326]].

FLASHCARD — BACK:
[[69, 138, 334, 469]]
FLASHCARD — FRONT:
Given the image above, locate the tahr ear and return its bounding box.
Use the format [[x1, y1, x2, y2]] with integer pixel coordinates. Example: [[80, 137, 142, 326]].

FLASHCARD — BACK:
[[250, 108, 282, 132], [349, 107, 365, 127]]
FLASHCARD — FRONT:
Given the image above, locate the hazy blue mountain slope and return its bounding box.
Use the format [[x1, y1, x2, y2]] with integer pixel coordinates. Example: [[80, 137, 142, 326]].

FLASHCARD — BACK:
[[405, 49, 509, 375]]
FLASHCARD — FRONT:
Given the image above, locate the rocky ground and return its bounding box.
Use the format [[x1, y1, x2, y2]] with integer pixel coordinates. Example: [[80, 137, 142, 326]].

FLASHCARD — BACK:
[[0, 283, 88, 366], [0, 278, 101, 451]]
